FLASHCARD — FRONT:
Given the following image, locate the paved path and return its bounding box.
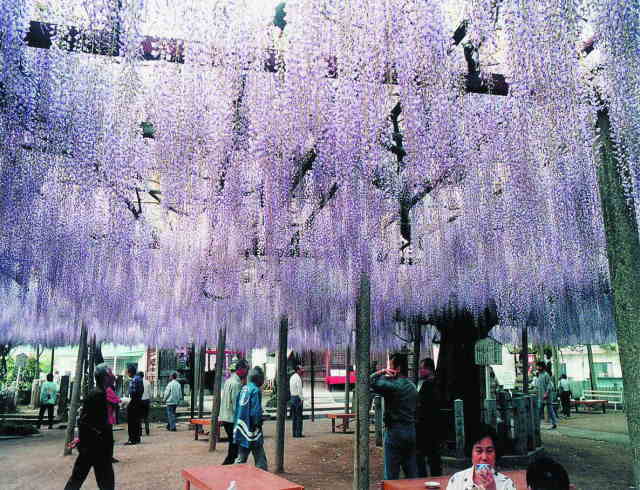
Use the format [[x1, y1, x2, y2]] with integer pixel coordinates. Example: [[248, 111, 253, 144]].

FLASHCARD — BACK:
[[546, 425, 630, 446]]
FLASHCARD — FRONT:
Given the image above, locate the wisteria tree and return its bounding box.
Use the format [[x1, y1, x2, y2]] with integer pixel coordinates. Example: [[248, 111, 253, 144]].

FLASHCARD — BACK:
[[1, 0, 639, 487]]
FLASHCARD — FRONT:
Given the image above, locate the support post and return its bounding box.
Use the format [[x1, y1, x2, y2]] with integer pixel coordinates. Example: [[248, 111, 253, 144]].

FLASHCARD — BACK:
[[58, 375, 70, 421], [521, 327, 529, 394], [586, 344, 597, 391], [454, 399, 465, 459], [310, 350, 315, 422], [353, 272, 370, 490], [484, 398, 497, 430], [275, 315, 289, 474], [533, 394, 541, 447], [209, 328, 226, 451], [87, 335, 96, 393], [35, 345, 40, 381], [198, 343, 206, 416], [527, 395, 536, 451], [50, 347, 55, 375], [374, 396, 383, 447], [190, 343, 195, 420], [412, 322, 421, 385], [596, 109, 640, 487], [513, 397, 528, 455], [64, 324, 87, 455], [345, 343, 351, 414]]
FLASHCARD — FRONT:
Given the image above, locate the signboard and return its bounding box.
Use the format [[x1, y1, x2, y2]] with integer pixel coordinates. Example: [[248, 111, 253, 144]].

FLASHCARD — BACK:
[[475, 338, 502, 366], [15, 353, 28, 369]]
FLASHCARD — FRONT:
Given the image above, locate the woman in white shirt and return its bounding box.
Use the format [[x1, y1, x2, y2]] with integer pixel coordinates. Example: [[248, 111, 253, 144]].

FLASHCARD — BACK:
[[446, 425, 515, 490]]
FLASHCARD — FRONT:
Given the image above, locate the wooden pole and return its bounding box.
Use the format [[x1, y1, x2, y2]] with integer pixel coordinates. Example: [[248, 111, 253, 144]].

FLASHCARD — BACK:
[[87, 335, 96, 393], [586, 344, 597, 391], [64, 324, 87, 456], [596, 108, 640, 487], [345, 342, 351, 414], [275, 315, 289, 474], [35, 345, 40, 381], [412, 323, 421, 385], [521, 327, 529, 394], [190, 343, 195, 420], [310, 350, 315, 422], [353, 272, 371, 490], [198, 343, 206, 416], [209, 328, 226, 451], [50, 347, 55, 375]]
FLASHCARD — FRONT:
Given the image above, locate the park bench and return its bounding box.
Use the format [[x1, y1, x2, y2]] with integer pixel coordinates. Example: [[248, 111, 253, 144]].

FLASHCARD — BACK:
[[382, 469, 577, 489], [181, 464, 304, 490], [190, 419, 223, 441], [572, 398, 608, 414], [582, 389, 624, 411], [327, 412, 356, 433]]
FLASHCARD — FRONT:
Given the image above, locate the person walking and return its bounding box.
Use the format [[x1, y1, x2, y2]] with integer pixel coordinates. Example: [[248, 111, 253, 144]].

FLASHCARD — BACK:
[[125, 365, 143, 445], [370, 353, 418, 480], [164, 372, 182, 431], [220, 360, 249, 464], [415, 358, 443, 477], [104, 368, 121, 464], [64, 364, 115, 490], [289, 364, 304, 437], [558, 374, 571, 418], [234, 366, 268, 470], [138, 372, 151, 436], [37, 373, 58, 429], [536, 361, 558, 429]]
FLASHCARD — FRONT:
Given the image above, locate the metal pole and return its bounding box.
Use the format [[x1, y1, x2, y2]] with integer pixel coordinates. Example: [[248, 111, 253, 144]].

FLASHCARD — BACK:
[[275, 315, 289, 474], [209, 328, 226, 451], [64, 324, 87, 455]]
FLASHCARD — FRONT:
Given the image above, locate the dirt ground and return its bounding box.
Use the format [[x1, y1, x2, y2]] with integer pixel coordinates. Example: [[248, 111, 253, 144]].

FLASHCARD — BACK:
[[0, 413, 634, 489]]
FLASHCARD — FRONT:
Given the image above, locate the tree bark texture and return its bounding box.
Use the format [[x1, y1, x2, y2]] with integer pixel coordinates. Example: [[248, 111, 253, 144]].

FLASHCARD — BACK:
[[353, 272, 370, 490], [596, 109, 640, 487], [64, 324, 87, 456], [275, 315, 289, 474], [209, 328, 226, 452]]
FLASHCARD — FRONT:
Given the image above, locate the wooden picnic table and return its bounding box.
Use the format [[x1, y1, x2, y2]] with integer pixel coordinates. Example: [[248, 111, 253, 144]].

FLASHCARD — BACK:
[[572, 399, 608, 413], [190, 418, 223, 441], [382, 470, 576, 490], [327, 413, 356, 433], [181, 464, 304, 490]]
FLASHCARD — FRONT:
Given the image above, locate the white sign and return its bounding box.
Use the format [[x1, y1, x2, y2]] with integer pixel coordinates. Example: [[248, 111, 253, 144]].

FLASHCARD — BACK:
[[475, 338, 502, 366], [15, 353, 28, 369]]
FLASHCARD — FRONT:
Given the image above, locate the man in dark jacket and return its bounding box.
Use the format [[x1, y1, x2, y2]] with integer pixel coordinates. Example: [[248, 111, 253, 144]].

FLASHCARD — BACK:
[[125, 364, 143, 445], [370, 352, 418, 480], [415, 358, 443, 477], [64, 364, 114, 490]]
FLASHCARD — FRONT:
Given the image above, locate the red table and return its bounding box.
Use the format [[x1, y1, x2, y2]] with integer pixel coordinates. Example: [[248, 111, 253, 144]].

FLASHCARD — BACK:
[[181, 464, 304, 490]]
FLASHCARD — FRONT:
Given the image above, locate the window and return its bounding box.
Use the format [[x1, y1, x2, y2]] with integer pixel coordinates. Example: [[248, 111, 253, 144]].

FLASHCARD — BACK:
[[593, 362, 612, 378]]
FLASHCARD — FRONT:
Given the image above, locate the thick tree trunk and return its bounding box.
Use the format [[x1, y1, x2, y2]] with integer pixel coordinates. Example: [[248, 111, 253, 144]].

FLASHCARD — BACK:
[[353, 272, 370, 490], [345, 343, 351, 414], [586, 344, 597, 391], [209, 328, 226, 452], [275, 315, 289, 474], [64, 324, 87, 456], [596, 109, 640, 487], [434, 308, 495, 445]]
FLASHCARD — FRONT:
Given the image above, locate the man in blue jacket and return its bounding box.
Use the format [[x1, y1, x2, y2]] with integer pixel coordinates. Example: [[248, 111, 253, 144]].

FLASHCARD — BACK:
[[233, 366, 267, 470], [125, 364, 144, 445]]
